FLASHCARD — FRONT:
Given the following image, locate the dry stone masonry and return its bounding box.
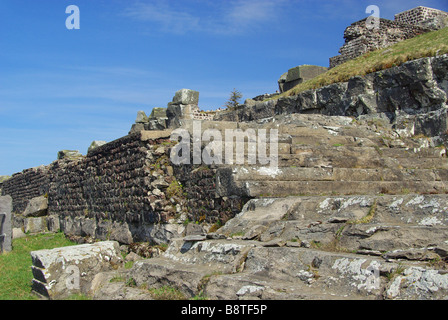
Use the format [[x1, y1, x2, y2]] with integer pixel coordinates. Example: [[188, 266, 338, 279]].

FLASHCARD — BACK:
[[1, 166, 49, 214], [395, 6, 448, 30], [330, 6, 448, 68]]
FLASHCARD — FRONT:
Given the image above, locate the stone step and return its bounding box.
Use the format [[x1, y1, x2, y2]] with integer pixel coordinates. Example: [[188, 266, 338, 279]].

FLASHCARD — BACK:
[[255, 219, 448, 253], [220, 146, 447, 169], [275, 153, 448, 169], [218, 195, 448, 248], [203, 273, 365, 300], [235, 180, 447, 197], [162, 238, 258, 273], [229, 167, 448, 182], [123, 240, 448, 300]]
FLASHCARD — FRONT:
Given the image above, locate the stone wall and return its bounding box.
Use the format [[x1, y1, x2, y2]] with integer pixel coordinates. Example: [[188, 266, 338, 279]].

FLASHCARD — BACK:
[[1, 166, 49, 214], [174, 165, 249, 226], [395, 6, 448, 30], [46, 132, 184, 244], [330, 18, 429, 68], [2, 129, 248, 245]]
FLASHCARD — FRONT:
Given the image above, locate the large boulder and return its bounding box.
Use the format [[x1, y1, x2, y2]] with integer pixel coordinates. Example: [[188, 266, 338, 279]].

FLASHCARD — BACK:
[[23, 195, 48, 217], [30, 241, 123, 299]]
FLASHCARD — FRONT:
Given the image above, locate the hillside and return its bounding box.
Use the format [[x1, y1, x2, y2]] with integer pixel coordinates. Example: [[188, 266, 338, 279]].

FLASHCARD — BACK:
[[272, 27, 448, 99]]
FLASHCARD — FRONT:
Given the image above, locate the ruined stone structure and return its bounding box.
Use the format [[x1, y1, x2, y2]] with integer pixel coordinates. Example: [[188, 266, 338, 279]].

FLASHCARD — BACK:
[[129, 89, 214, 135], [395, 6, 448, 30], [330, 6, 448, 68], [278, 65, 328, 93], [2, 166, 49, 214], [2, 127, 248, 246], [3, 10, 448, 298]]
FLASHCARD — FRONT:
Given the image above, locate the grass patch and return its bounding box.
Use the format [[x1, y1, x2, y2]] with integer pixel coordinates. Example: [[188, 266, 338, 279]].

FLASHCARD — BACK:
[[269, 27, 448, 100], [147, 285, 187, 300], [348, 200, 377, 225], [0, 232, 76, 300]]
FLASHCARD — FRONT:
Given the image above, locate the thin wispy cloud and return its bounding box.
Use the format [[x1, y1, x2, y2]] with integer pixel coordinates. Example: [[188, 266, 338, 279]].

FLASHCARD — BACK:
[[123, 0, 286, 35], [123, 1, 200, 34]]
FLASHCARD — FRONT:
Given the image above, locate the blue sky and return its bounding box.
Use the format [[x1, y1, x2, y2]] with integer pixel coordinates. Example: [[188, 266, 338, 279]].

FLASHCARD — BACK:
[[1, 0, 447, 176]]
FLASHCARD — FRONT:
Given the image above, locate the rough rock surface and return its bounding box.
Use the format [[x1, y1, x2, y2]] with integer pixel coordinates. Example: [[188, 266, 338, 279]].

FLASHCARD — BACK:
[[30, 241, 123, 299], [0, 195, 12, 253], [23, 195, 48, 217]]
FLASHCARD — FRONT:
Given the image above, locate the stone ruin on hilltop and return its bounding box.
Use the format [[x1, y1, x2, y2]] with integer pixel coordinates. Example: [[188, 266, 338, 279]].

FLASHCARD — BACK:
[[1, 6, 448, 301], [330, 6, 448, 68]]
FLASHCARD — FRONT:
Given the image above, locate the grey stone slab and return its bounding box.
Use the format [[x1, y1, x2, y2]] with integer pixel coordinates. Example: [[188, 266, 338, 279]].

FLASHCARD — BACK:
[[0, 195, 12, 253]]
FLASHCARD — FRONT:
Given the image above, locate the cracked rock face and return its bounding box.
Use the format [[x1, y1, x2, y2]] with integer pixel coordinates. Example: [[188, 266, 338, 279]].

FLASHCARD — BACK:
[[30, 241, 123, 299]]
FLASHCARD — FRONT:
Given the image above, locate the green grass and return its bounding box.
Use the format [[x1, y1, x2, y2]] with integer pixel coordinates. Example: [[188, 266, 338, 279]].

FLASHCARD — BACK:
[[270, 27, 448, 99], [147, 285, 187, 300], [0, 232, 76, 300]]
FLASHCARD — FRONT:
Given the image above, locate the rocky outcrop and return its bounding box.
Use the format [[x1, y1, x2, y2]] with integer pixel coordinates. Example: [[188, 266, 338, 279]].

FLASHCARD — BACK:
[[214, 55, 448, 143], [91, 190, 448, 300]]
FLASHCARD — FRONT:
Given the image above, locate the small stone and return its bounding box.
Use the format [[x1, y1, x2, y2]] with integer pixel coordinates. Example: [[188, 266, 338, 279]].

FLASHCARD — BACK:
[[286, 241, 301, 247], [206, 233, 226, 240], [328, 217, 349, 223], [301, 240, 311, 248], [183, 235, 207, 242], [125, 252, 143, 262], [262, 238, 286, 247]]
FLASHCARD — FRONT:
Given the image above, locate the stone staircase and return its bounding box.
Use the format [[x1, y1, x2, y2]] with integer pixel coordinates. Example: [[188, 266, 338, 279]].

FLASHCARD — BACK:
[[97, 192, 448, 300], [92, 113, 448, 300], [214, 113, 448, 198]]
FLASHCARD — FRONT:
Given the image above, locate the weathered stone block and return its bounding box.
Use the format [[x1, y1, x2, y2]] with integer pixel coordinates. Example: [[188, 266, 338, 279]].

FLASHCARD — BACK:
[[150, 107, 167, 119], [279, 65, 328, 93], [171, 89, 199, 105], [24, 217, 48, 234], [47, 215, 60, 233], [30, 241, 123, 299], [0, 195, 12, 253], [23, 195, 48, 217], [135, 110, 149, 123]]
